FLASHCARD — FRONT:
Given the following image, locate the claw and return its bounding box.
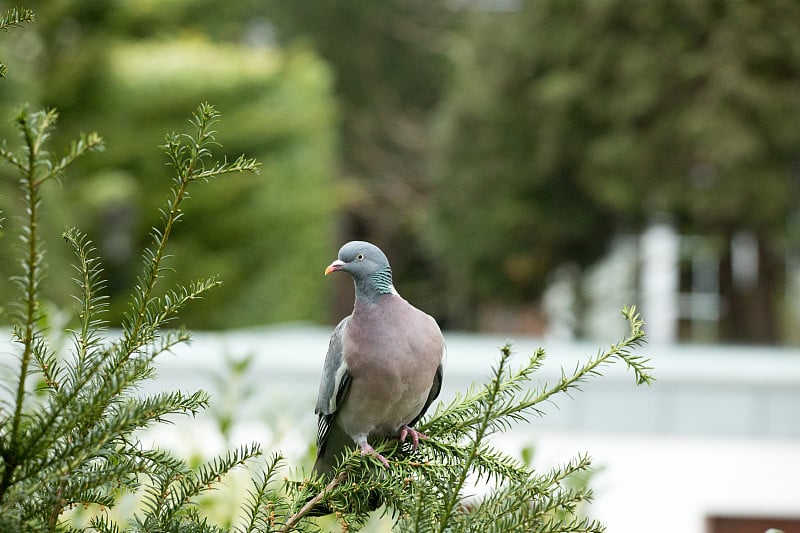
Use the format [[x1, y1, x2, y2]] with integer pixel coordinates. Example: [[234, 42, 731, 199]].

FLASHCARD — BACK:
[[359, 442, 390, 468], [398, 425, 429, 451]]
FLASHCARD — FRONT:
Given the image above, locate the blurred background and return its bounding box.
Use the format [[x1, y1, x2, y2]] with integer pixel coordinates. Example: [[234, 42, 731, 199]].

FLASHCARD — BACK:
[[1, 0, 800, 342], [1, 1, 799, 532]]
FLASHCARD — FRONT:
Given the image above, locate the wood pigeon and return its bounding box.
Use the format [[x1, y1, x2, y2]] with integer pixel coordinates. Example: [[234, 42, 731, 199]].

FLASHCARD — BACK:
[[313, 241, 445, 479]]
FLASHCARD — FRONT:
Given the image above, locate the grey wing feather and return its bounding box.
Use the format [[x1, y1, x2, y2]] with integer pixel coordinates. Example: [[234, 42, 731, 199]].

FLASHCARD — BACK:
[[315, 317, 352, 454], [409, 361, 443, 427]]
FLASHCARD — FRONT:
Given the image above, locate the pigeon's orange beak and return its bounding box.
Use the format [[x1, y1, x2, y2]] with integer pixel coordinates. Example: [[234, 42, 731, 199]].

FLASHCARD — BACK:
[[325, 260, 345, 276]]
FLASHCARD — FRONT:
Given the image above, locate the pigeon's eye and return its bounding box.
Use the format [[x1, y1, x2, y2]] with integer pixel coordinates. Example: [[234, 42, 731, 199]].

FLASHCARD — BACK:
[[356, 253, 365, 261]]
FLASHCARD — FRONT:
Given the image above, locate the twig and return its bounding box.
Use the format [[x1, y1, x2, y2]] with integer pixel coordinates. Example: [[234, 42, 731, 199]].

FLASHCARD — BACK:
[[280, 471, 348, 533]]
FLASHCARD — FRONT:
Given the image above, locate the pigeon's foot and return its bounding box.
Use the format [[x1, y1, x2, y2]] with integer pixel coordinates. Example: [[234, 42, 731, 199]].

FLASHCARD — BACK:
[[359, 442, 390, 468], [398, 425, 429, 451]]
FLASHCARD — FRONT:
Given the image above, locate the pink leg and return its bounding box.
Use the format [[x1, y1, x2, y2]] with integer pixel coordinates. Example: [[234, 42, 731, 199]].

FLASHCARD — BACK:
[[359, 441, 390, 468], [398, 425, 429, 451]]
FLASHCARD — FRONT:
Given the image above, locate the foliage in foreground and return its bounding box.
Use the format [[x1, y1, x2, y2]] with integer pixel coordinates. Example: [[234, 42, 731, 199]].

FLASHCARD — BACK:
[[0, 100, 261, 532], [0, 8, 653, 533]]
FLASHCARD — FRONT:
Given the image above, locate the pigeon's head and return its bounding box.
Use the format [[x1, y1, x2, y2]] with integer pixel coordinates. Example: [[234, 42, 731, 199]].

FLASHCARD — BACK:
[[325, 241, 390, 281]]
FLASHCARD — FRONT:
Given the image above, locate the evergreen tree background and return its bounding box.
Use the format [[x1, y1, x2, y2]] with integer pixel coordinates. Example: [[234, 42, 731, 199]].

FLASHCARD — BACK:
[[1, 1, 799, 342], [429, 0, 800, 338], [0, 0, 337, 328]]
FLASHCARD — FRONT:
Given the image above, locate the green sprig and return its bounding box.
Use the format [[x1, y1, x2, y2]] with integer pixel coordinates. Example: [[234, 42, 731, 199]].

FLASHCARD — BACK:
[[0, 103, 261, 531]]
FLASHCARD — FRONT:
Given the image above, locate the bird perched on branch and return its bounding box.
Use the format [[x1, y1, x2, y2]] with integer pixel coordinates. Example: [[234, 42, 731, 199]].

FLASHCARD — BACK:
[[313, 241, 445, 479]]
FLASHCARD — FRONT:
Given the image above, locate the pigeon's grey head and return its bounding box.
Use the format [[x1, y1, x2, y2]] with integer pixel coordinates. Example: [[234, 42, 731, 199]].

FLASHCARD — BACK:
[[325, 241, 395, 297]]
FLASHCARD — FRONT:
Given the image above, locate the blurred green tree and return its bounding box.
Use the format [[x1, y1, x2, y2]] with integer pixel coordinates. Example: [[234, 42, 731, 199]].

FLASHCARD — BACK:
[[431, 0, 800, 338], [261, 0, 459, 322], [0, 0, 338, 328]]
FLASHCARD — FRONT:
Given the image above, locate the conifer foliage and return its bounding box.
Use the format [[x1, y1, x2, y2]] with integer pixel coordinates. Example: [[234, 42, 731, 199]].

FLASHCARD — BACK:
[[0, 19, 262, 525], [0, 7, 34, 78], [0, 9, 653, 532]]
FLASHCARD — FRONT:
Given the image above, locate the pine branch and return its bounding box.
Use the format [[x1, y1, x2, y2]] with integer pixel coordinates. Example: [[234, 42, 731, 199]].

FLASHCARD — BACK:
[[459, 453, 599, 533], [6, 110, 49, 473], [135, 443, 262, 531], [116, 103, 257, 370], [234, 453, 286, 533], [433, 344, 516, 533], [0, 101, 260, 530], [63, 226, 109, 381], [0, 143, 26, 172], [0, 108, 102, 506], [5, 390, 208, 513], [281, 471, 348, 533], [0, 7, 34, 32], [0, 7, 35, 79], [49, 132, 105, 183], [421, 307, 650, 442]]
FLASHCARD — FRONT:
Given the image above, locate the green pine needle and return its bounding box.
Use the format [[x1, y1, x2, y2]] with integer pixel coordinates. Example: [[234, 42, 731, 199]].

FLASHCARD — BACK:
[[0, 103, 260, 531]]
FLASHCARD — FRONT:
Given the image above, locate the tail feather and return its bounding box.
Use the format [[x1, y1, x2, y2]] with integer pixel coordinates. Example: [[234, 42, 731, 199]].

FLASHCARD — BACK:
[[309, 422, 383, 515], [312, 422, 354, 479]]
